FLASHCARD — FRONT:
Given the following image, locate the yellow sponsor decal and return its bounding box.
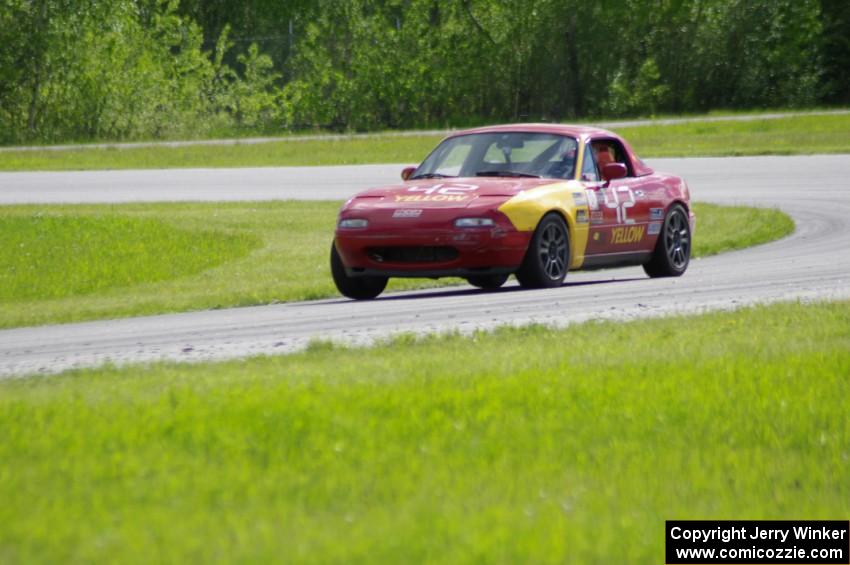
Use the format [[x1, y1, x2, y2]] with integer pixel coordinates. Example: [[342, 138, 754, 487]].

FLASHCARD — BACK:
[[394, 194, 470, 202], [611, 225, 645, 244]]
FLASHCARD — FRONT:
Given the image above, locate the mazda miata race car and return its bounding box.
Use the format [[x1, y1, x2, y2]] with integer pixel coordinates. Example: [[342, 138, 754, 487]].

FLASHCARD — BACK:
[[331, 124, 694, 299]]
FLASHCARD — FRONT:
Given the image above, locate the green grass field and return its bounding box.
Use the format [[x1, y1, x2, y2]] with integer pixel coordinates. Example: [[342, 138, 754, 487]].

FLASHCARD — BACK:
[[0, 214, 258, 301], [1, 300, 847, 563], [620, 113, 850, 157], [0, 113, 848, 171], [0, 202, 793, 329]]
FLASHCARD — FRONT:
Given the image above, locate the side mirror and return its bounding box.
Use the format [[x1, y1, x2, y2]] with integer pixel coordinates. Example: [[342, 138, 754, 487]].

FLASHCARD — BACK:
[[401, 166, 416, 181], [601, 162, 627, 182]]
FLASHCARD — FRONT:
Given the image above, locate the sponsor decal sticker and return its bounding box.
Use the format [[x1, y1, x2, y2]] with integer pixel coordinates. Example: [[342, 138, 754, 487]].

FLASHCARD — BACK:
[[395, 194, 468, 202], [590, 211, 604, 224], [611, 225, 645, 244], [572, 191, 588, 206], [397, 183, 478, 202], [593, 232, 602, 242], [635, 189, 646, 198], [393, 208, 423, 218], [586, 189, 599, 210], [576, 209, 588, 223], [650, 207, 664, 220], [648, 221, 662, 235]]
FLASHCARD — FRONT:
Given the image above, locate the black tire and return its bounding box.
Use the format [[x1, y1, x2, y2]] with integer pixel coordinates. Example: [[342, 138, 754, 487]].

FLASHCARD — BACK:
[[330, 242, 388, 299], [643, 204, 691, 278], [515, 213, 570, 289], [466, 273, 509, 290]]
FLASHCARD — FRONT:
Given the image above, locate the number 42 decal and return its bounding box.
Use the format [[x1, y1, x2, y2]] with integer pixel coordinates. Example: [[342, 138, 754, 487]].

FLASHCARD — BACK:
[[407, 183, 478, 196], [599, 186, 636, 224]]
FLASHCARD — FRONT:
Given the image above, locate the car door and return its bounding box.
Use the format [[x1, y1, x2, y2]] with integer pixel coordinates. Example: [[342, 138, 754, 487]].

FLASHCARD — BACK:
[[582, 138, 656, 257]]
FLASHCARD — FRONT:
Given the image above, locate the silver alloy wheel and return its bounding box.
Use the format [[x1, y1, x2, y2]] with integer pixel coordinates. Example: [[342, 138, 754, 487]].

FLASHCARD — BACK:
[[538, 222, 569, 280], [665, 208, 690, 270]]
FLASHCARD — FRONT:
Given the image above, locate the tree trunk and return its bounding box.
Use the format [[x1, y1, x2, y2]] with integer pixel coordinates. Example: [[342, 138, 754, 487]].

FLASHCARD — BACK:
[[565, 13, 583, 117], [27, 0, 49, 135]]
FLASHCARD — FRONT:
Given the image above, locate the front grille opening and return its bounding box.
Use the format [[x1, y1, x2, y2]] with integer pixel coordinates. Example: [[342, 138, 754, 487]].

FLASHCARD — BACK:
[[367, 246, 459, 263]]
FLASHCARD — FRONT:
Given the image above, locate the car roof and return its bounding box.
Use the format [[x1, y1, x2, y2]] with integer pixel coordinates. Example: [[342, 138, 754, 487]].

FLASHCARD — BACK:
[[448, 123, 617, 139], [446, 123, 654, 177]]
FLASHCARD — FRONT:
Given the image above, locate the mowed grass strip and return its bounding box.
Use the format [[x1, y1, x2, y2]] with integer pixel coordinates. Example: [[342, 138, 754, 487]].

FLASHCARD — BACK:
[[0, 301, 847, 563], [0, 134, 441, 171], [692, 202, 793, 256], [0, 214, 258, 301], [0, 113, 848, 171], [0, 202, 792, 329], [620, 112, 850, 157]]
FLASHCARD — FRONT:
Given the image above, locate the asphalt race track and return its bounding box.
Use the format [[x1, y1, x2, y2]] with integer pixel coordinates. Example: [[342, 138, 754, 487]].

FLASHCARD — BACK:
[[0, 165, 393, 203], [0, 155, 848, 377]]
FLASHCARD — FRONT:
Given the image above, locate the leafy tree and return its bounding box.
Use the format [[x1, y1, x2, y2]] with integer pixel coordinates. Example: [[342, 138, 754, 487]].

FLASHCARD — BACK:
[[0, 0, 836, 143], [820, 0, 850, 103]]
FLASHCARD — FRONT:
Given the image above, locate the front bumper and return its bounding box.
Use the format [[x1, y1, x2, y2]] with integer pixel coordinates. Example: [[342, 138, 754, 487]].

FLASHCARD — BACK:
[[334, 226, 531, 278]]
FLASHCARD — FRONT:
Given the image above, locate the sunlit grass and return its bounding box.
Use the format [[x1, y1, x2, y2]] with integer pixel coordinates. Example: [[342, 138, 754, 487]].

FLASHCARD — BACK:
[[692, 203, 793, 256], [0, 135, 443, 171], [1, 300, 847, 562], [0, 202, 792, 329], [0, 113, 848, 171], [0, 214, 258, 301], [621, 113, 850, 157]]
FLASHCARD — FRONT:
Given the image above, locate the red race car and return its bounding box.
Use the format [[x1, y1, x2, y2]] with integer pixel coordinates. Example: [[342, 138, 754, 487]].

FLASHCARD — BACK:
[[332, 124, 694, 299]]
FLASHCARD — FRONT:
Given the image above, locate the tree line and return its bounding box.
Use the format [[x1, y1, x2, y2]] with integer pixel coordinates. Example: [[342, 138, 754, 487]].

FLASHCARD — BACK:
[[1, 0, 847, 144]]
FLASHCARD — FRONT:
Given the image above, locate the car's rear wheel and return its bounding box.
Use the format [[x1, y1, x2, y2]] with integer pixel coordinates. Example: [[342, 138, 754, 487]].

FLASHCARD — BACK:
[[643, 204, 691, 278], [330, 243, 388, 299], [515, 213, 570, 289], [466, 273, 509, 290]]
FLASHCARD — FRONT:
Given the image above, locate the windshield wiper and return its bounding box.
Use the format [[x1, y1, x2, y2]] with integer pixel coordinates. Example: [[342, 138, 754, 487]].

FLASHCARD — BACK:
[[475, 170, 540, 178], [410, 173, 455, 179]]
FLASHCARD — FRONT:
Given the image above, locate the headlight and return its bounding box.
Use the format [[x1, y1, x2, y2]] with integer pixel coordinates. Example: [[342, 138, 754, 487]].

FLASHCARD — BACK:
[[338, 218, 369, 229], [454, 217, 494, 228]]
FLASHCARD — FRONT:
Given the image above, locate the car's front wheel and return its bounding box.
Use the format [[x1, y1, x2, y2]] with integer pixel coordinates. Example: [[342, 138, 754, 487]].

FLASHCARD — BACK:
[[330, 243, 388, 299], [643, 204, 691, 277], [515, 213, 570, 289], [466, 273, 509, 290]]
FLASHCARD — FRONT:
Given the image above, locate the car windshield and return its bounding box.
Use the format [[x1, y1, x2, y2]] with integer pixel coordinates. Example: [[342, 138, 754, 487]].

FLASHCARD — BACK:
[[412, 132, 579, 180]]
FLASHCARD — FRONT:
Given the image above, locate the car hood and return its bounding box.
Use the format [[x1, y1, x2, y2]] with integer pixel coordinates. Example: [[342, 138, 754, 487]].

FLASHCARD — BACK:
[[344, 177, 560, 211]]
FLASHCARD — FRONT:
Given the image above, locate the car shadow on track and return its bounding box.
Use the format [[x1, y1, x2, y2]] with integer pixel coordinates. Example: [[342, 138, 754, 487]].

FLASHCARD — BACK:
[[287, 277, 647, 308], [342, 276, 647, 303]]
